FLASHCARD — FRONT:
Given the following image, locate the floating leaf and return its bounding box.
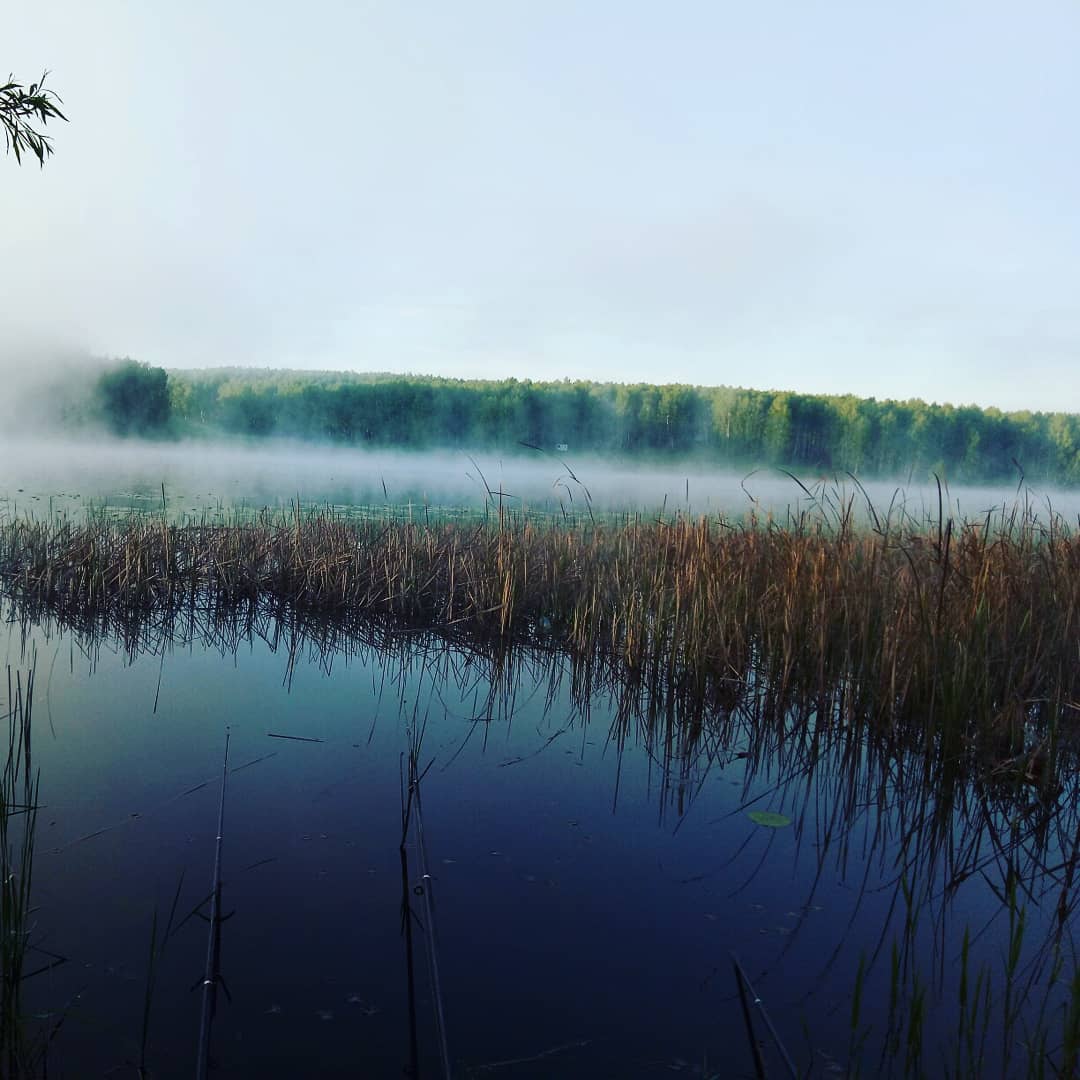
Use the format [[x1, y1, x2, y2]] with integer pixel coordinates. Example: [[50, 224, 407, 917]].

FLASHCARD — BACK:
[[748, 810, 791, 828]]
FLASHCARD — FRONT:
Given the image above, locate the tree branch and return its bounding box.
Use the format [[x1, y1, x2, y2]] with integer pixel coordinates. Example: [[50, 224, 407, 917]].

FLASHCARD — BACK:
[[1, 70, 67, 166]]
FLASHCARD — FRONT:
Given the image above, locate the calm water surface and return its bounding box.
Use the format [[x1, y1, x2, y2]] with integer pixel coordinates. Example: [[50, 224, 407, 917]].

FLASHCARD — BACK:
[[2, 600, 1075, 1078]]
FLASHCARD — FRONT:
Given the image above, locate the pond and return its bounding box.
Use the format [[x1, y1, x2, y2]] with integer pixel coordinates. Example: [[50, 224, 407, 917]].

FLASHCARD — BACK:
[[3, 589, 1077, 1077]]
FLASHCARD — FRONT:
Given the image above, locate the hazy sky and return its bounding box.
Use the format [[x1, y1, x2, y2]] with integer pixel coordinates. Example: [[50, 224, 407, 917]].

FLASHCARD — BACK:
[[5, 2, 1080, 411]]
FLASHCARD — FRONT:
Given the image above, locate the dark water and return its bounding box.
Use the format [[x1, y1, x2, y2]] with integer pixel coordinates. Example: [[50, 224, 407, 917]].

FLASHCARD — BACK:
[[2, 605, 1077, 1078]]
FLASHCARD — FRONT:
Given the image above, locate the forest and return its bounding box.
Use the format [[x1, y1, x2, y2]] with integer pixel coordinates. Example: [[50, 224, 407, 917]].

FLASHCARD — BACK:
[[70, 360, 1080, 485]]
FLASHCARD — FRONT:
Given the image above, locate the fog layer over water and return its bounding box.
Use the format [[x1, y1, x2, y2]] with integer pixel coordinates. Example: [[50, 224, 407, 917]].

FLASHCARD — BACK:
[[1, 438, 1076, 523]]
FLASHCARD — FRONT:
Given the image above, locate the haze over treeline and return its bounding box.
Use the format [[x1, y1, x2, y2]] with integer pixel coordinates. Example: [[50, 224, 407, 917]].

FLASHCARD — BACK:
[[47, 361, 1080, 485]]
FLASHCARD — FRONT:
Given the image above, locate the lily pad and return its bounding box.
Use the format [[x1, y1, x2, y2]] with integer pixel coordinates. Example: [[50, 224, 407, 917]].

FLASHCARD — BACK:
[[748, 810, 791, 828]]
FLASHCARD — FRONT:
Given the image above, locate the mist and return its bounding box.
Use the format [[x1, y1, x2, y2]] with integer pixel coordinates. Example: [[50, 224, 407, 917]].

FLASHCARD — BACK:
[[2, 434, 1078, 527], [0, 343, 107, 435]]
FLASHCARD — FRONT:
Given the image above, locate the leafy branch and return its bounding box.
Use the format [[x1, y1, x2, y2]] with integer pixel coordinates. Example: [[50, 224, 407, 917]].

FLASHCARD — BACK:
[[1, 71, 66, 165]]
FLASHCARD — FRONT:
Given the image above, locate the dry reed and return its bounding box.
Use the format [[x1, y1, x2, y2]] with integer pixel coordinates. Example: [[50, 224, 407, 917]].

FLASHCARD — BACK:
[[1, 500, 1078, 776]]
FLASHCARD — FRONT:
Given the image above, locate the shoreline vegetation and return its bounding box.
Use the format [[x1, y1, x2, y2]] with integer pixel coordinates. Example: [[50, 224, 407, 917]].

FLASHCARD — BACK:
[[4, 494, 1080, 1073], [1, 492, 1078, 779], [32, 360, 1080, 486]]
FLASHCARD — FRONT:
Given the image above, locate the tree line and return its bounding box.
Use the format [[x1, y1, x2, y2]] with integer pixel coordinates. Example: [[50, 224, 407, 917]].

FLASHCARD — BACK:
[[83, 361, 1080, 485]]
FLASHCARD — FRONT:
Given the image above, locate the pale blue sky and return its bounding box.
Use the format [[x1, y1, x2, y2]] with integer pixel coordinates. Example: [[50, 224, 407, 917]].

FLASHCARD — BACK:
[[5, 1, 1079, 410]]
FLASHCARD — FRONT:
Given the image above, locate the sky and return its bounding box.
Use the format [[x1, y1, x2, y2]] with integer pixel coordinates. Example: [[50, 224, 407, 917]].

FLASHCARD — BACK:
[[4, 1, 1080, 412]]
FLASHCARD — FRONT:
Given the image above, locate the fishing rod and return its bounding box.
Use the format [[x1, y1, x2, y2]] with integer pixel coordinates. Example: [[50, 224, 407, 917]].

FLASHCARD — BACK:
[[734, 956, 768, 1079], [731, 954, 798, 1080], [400, 754, 421, 1078], [196, 729, 231, 1080], [408, 740, 452, 1080]]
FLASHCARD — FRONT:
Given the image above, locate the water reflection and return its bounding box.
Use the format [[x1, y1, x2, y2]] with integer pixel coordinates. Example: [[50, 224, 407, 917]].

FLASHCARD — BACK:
[[1, 592, 1078, 1077]]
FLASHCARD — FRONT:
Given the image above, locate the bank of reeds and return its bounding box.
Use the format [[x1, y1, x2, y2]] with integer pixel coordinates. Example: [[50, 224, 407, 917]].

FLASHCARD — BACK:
[[1, 499, 1079, 774]]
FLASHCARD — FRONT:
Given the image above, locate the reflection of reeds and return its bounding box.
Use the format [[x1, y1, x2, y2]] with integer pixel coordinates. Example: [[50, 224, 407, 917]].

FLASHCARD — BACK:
[[2, 499, 1080, 768], [864, 877, 1080, 1079], [136, 873, 185, 1079], [1, 663, 40, 1077]]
